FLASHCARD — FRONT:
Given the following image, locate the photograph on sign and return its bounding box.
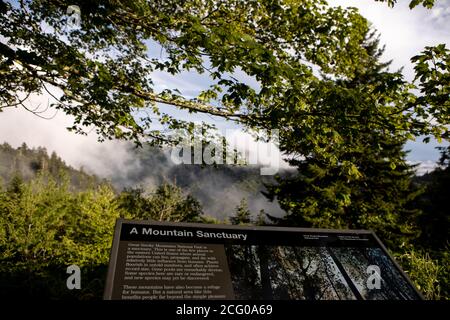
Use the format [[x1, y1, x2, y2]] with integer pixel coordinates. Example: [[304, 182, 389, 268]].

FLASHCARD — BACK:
[[104, 219, 422, 300]]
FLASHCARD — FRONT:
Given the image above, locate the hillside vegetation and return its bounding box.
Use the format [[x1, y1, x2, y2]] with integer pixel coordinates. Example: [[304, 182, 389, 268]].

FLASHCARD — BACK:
[[0, 143, 448, 299]]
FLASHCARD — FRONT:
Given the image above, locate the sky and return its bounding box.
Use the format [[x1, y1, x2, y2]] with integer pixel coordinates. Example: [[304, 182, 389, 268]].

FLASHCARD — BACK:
[[0, 0, 449, 178], [328, 0, 450, 171]]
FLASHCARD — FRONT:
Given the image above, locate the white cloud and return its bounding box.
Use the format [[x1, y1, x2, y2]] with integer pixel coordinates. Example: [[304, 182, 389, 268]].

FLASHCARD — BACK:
[[0, 94, 136, 178], [409, 160, 439, 175], [328, 0, 450, 81], [0, 94, 290, 178], [224, 129, 291, 173]]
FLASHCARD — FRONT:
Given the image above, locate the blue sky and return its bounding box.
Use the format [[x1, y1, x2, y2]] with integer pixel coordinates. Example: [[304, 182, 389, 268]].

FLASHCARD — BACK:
[[146, 0, 449, 172], [329, 0, 449, 170]]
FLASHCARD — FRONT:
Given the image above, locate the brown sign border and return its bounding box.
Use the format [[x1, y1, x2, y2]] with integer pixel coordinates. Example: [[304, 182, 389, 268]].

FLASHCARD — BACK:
[[103, 218, 424, 300]]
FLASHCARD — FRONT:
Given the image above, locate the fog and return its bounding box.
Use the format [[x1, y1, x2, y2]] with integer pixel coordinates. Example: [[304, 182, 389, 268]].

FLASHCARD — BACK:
[[0, 96, 286, 220]]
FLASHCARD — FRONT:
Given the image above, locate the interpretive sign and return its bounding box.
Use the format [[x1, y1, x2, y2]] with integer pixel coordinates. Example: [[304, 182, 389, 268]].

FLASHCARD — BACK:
[[104, 219, 423, 300]]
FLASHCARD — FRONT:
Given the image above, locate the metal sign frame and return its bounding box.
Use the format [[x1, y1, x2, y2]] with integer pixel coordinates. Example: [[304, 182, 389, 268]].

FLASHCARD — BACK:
[[104, 218, 423, 300]]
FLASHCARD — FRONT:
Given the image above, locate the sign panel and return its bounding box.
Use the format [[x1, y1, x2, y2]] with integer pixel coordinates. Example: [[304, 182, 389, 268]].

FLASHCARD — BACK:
[[104, 219, 422, 300]]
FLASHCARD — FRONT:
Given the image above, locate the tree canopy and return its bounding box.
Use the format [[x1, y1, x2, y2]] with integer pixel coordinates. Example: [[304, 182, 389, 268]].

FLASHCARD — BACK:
[[264, 30, 423, 247], [1, 0, 448, 151]]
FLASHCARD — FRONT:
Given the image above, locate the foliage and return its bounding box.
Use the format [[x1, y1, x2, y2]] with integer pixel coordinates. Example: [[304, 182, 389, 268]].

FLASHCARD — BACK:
[[0, 0, 447, 152], [0, 170, 211, 298], [375, 0, 436, 9], [260, 23, 448, 298], [395, 249, 446, 300], [265, 30, 423, 248], [230, 198, 268, 226], [0, 173, 119, 298], [0, 144, 448, 299], [0, 0, 448, 300], [0, 142, 103, 191], [230, 198, 252, 225], [117, 183, 204, 222], [0, 0, 364, 143], [411, 44, 450, 141], [407, 146, 450, 300]]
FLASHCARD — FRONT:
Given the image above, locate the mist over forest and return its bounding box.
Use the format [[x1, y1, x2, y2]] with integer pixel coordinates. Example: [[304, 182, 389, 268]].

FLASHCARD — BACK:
[[0, 142, 287, 220]]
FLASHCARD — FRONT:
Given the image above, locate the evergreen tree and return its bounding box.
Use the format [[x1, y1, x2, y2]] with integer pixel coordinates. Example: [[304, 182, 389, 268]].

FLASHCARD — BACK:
[[116, 187, 153, 220], [0, 143, 103, 191], [7, 174, 24, 196], [265, 30, 422, 248], [230, 198, 252, 225], [415, 146, 450, 250], [117, 183, 204, 222]]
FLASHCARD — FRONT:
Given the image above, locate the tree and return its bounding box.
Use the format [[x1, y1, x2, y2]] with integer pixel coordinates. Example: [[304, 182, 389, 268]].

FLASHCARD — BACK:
[[230, 198, 252, 225], [0, 143, 103, 190], [374, 0, 449, 141], [370, 1, 449, 298], [265, 30, 422, 248], [414, 146, 450, 251], [1, 0, 446, 153], [0, 171, 215, 299], [115, 187, 153, 219], [0, 173, 115, 298], [117, 183, 204, 222], [6, 174, 24, 195]]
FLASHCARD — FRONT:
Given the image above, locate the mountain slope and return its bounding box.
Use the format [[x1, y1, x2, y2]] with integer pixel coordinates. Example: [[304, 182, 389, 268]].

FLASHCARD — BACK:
[[0, 142, 286, 219], [0, 142, 103, 191]]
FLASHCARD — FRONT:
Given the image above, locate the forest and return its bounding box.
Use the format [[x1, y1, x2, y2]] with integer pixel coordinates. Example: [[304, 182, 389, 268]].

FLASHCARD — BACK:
[[0, 0, 449, 300], [0, 142, 448, 299]]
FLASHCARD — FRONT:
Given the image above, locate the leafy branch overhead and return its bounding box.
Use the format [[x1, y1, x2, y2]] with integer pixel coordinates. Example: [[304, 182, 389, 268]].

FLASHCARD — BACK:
[[0, 0, 447, 150], [375, 0, 436, 9]]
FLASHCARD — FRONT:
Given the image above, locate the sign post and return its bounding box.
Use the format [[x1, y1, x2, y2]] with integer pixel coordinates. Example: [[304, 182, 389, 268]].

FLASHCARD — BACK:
[[104, 219, 423, 300]]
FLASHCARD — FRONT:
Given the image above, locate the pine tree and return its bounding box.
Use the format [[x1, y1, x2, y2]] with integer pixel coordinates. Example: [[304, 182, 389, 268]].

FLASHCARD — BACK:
[[7, 174, 24, 196], [265, 30, 422, 248], [230, 198, 252, 225], [117, 183, 204, 222], [415, 146, 449, 251]]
